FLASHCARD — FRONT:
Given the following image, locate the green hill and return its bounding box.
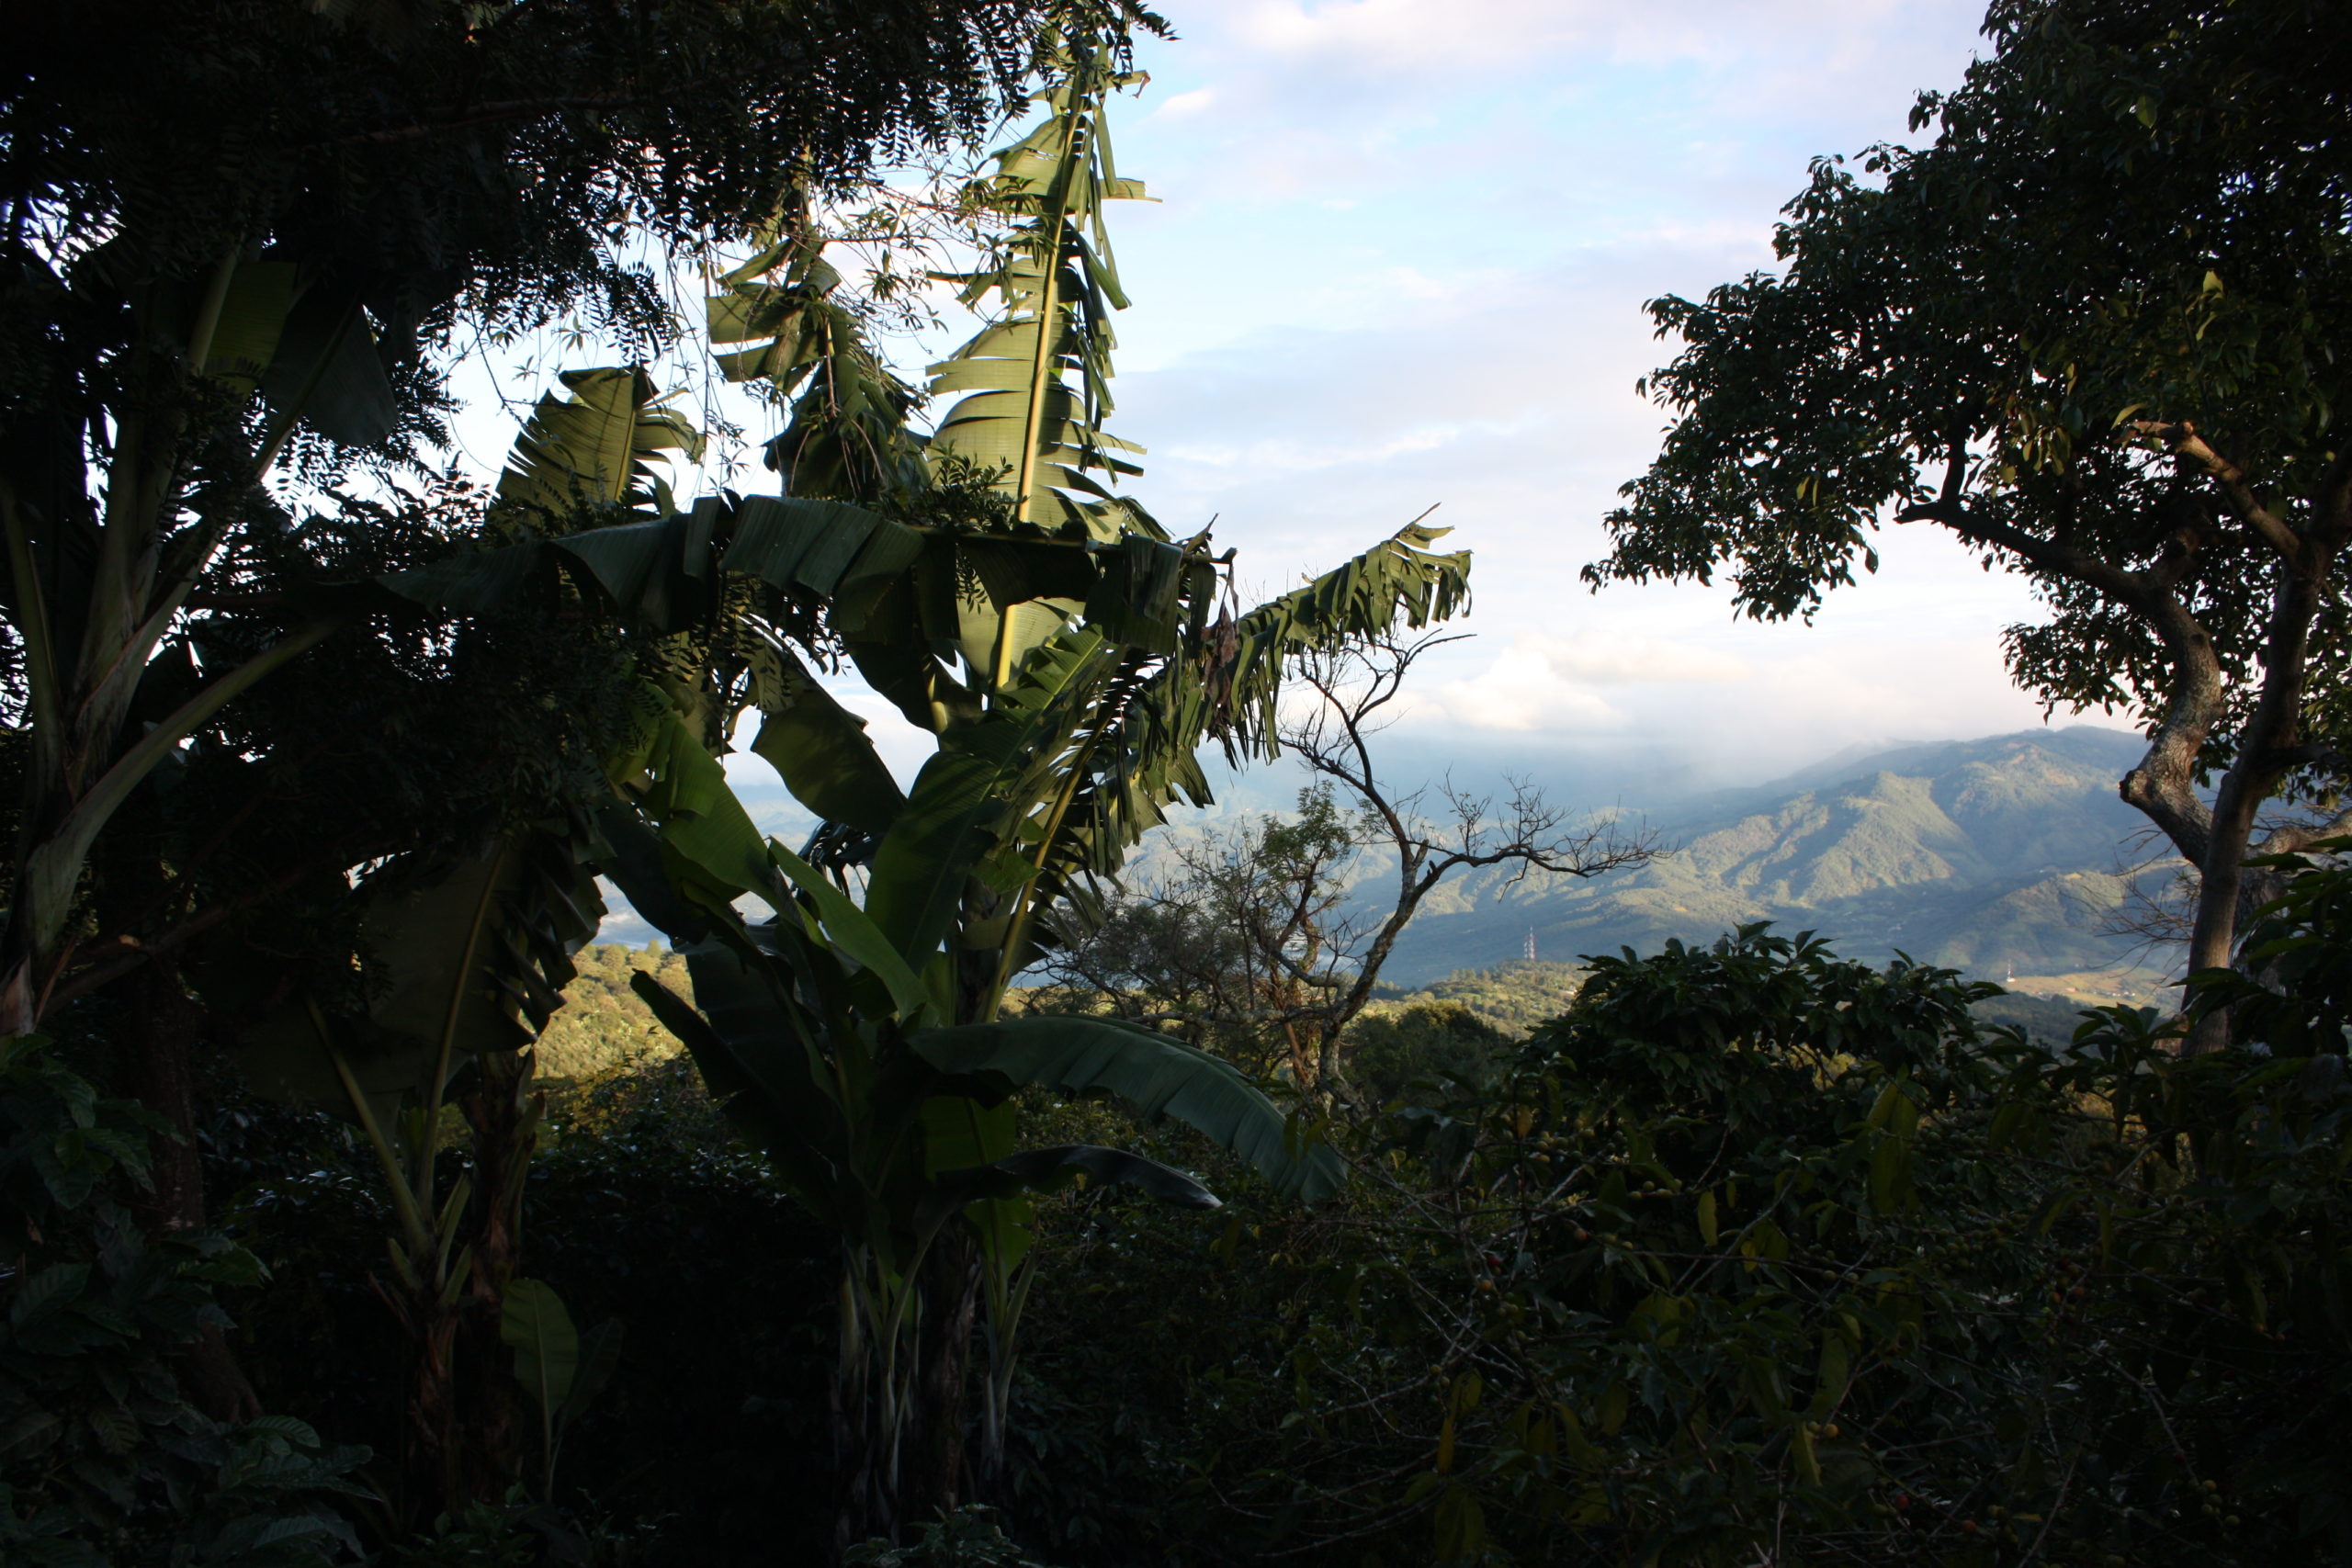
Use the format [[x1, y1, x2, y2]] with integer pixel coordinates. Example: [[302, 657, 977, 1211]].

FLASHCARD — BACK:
[[1385, 727, 2175, 986], [561, 728, 2176, 1073], [535, 942, 692, 1080]]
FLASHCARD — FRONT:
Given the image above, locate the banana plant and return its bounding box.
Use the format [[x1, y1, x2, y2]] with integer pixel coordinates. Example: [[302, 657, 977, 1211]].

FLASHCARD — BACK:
[[925, 28, 1155, 539], [0, 253, 400, 1035], [588, 700, 1335, 1543], [706, 176, 930, 503], [235, 817, 605, 1521], [230, 367, 703, 1522], [367, 33, 1475, 1541], [500, 1279, 623, 1505]]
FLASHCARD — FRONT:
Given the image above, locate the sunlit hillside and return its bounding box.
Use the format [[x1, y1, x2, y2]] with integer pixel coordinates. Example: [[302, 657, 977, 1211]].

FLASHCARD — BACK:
[[1378, 727, 2178, 984]]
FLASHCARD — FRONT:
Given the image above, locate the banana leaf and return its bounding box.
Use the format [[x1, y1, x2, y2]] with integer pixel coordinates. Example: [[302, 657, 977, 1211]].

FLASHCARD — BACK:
[[200, 260, 299, 392], [722, 495, 925, 604], [258, 282, 396, 448], [910, 1015, 1345, 1202], [493, 367, 700, 526], [863, 631, 1115, 965], [747, 644, 906, 834], [916, 1144, 1219, 1251], [237, 822, 604, 1123], [629, 963, 844, 1213]]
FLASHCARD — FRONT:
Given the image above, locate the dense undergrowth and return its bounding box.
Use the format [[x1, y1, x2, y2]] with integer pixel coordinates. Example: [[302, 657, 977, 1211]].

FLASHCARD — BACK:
[[7, 876, 2350, 1565]]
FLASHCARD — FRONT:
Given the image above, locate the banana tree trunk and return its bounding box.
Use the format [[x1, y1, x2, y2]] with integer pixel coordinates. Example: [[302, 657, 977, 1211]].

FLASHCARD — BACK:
[[119, 954, 262, 1423], [907, 1229, 981, 1520], [829, 1229, 983, 1556], [831, 1252, 894, 1555], [457, 1047, 541, 1503], [377, 1267, 466, 1524]]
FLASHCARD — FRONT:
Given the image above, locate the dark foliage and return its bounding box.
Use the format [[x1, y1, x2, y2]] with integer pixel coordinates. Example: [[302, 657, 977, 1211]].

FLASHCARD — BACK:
[[992, 918, 2352, 1567], [0, 1039, 372, 1565], [212, 1052, 839, 1564], [3, 0, 1140, 440]]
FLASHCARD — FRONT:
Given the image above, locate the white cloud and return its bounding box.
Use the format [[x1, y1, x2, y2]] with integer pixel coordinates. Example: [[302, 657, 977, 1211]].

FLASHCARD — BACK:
[[1225, 0, 1924, 76], [1524, 631, 1750, 685], [1152, 86, 1218, 118], [1413, 631, 1744, 734], [1420, 641, 1631, 732]]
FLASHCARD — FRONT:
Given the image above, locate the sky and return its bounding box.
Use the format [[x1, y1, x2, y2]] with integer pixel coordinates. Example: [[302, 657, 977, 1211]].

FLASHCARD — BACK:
[[1073, 0, 2066, 800], [451, 0, 2090, 820]]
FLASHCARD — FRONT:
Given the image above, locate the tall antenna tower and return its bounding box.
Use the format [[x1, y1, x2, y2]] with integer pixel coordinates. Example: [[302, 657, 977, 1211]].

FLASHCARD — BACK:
[[1523, 927, 1537, 963]]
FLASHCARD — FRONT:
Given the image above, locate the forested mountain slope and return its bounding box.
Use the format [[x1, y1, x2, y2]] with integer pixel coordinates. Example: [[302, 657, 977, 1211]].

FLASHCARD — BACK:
[[594, 728, 2172, 989], [1384, 727, 2169, 984]]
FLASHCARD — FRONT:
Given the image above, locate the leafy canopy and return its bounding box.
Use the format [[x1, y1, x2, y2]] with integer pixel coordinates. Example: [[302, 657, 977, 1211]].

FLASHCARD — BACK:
[[1591, 0, 2352, 779]]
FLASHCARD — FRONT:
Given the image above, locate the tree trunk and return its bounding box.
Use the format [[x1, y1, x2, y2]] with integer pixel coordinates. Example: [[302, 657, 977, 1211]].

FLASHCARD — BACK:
[[119, 956, 263, 1424], [457, 1048, 539, 1501], [388, 1279, 465, 1529], [906, 1228, 981, 1523], [830, 1231, 983, 1559], [2179, 551, 2333, 1053]]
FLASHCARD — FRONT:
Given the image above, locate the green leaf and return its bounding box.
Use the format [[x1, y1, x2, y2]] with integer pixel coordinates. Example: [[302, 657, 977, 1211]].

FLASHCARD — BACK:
[[494, 367, 700, 524], [769, 840, 928, 1019], [1868, 1132, 1915, 1215], [721, 496, 924, 603], [628, 962, 842, 1212], [557, 1318, 625, 1431], [635, 711, 782, 910], [1810, 1330, 1852, 1418], [9, 1264, 89, 1327], [1791, 1420, 1822, 1485], [378, 538, 549, 616], [258, 285, 396, 448], [501, 1278, 581, 1415], [909, 1015, 1344, 1202], [932, 1143, 1218, 1212], [925, 39, 1159, 536], [1433, 1483, 1487, 1562], [554, 509, 718, 631], [865, 631, 1112, 965], [749, 647, 908, 833], [238, 828, 603, 1118], [201, 260, 299, 389]]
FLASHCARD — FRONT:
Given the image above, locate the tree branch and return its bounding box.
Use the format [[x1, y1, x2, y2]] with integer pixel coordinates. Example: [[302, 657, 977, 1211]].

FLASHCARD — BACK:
[[2132, 420, 2302, 563], [1896, 493, 2222, 866]]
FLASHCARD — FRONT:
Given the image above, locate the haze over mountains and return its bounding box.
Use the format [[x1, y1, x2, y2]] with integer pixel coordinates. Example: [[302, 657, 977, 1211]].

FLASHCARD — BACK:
[[599, 725, 2177, 991], [1376, 726, 2170, 985]]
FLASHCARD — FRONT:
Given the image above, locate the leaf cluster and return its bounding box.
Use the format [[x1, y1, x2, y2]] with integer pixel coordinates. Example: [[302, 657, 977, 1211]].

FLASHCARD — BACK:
[[1003, 912, 2352, 1568], [0, 1041, 372, 1566], [1593, 0, 2352, 773]]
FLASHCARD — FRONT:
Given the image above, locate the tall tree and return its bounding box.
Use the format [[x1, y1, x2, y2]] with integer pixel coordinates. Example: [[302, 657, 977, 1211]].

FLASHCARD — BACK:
[[0, 0, 1144, 1034], [1590, 0, 2351, 1044]]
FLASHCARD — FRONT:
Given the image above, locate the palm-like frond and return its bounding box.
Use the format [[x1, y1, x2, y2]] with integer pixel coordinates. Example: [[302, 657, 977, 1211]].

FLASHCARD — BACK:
[[707, 184, 928, 502], [927, 31, 1159, 541], [236, 815, 605, 1123], [492, 367, 703, 528], [992, 521, 1474, 976]]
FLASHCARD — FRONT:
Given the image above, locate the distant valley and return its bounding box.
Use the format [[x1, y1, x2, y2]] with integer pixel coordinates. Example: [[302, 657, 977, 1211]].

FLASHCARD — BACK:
[[596, 724, 2181, 995], [1376, 726, 2175, 986]]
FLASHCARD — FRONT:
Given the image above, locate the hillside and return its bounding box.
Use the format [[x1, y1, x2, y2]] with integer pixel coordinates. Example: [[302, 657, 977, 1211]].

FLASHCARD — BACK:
[[582, 727, 2177, 1004], [1381, 727, 2174, 985], [535, 943, 692, 1080]]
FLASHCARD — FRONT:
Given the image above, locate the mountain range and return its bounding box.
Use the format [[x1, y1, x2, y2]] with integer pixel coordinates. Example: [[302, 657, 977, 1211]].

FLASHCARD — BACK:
[[1374, 726, 2175, 985], [596, 724, 2179, 993]]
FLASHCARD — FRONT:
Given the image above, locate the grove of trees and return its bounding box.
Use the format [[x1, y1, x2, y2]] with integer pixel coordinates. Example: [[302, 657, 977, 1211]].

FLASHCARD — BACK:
[[5, 2, 2350, 1565]]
